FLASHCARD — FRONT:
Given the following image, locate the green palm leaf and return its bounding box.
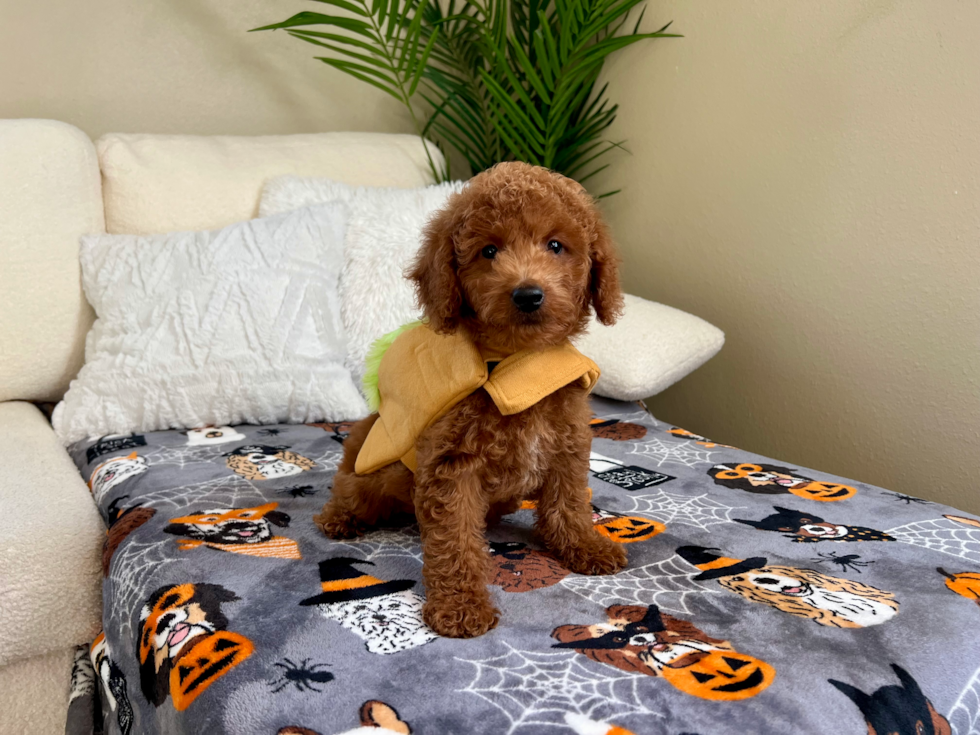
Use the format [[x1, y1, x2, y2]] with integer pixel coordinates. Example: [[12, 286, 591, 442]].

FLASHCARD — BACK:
[[253, 0, 680, 193]]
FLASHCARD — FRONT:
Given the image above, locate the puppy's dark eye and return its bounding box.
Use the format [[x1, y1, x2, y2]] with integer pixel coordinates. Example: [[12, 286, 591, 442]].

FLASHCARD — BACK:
[[547, 240, 563, 254], [481, 245, 497, 259]]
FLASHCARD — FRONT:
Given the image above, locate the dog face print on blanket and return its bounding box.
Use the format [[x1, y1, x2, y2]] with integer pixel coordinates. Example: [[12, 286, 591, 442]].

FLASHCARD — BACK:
[[91, 632, 135, 735], [103, 499, 157, 575], [184, 426, 246, 446], [137, 583, 254, 710], [589, 417, 647, 441], [163, 502, 301, 559], [489, 542, 569, 592], [224, 445, 316, 480], [735, 506, 895, 543], [708, 463, 856, 502], [300, 558, 436, 654], [829, 664, 951, 735], [89, 452, 148, 502], [552, 604, 775, 701], [677, 546, 898, 628]]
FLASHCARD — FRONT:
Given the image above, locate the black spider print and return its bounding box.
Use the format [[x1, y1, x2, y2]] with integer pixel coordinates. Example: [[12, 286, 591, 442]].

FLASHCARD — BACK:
[[810, 551, 875, 573], [880, 491, 933, 505], [278, 485, 320, 498], [267, 658, 334, 693]]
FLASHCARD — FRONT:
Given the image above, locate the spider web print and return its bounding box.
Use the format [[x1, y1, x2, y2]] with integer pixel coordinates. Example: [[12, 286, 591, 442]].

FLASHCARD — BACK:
[[456, 642, 662, 734], [127, 475, 267, 514], [305, 442, 341, 475], [330, 526, 424, 562], [104, 536, 175, 642], [560, 555, 719, 615], [885, 518, 980, 565], [948, 665, 980, 735], [628, 438, 715, 468], [144, 443, 234, 470], [614, 490, 741, 530]]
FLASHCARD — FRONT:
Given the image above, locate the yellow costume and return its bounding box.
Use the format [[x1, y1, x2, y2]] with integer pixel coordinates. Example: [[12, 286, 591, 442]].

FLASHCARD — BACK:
[[355, 323, 600, 475]]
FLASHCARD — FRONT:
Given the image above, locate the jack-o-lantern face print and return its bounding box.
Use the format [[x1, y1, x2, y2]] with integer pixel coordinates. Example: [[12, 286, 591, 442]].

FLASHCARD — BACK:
[[709, 463, 856, 502], [661, 650, 775, 701], [591, 505, 665, 544], [787, 481, 856, 502]]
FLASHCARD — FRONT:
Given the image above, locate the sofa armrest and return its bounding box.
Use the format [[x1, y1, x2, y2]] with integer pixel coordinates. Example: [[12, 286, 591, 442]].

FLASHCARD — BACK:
[[0, 402, 103, 667], [574, 293, 725, 402]]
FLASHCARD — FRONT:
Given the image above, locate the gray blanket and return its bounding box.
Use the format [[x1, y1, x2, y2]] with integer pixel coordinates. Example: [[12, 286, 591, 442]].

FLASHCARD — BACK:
[[64, 397, 980, 734]]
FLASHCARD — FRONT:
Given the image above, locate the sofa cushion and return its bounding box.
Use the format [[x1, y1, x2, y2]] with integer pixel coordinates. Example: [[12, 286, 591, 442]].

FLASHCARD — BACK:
[[573, 294, 726, 401], [0, 402, 103, 668], [0, 645, 76, 735], [259, 175, 466, 385], [0, 119, 105, 403], [53, 204, 367, 444], [97, 131, 443, 235]]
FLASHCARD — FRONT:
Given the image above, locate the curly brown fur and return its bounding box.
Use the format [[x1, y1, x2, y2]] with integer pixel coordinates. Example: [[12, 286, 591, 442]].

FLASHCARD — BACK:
[[316, 162, 626, 638]]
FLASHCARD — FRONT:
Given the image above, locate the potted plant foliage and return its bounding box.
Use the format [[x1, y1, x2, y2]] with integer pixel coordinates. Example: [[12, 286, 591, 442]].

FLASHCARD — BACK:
[[254, 0, 678, 194]]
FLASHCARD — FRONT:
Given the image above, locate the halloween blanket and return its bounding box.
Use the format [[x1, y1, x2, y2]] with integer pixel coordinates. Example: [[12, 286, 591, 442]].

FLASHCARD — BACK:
[[64, 398, 980, 735]]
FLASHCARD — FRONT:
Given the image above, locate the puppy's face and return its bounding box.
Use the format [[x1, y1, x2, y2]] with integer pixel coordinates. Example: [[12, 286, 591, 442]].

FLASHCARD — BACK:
[[412, 162, 623, 353], [454, 194, 594, 352]]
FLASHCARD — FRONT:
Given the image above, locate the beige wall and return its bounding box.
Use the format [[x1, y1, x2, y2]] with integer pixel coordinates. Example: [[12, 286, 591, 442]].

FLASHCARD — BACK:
[[2, 1, 977, 511], [0, 0, 412, 138], [595, 1, 980, 513]]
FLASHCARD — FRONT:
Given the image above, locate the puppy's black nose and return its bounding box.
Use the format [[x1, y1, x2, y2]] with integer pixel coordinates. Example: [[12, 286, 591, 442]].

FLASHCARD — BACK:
[[512, 287, 545, 312]]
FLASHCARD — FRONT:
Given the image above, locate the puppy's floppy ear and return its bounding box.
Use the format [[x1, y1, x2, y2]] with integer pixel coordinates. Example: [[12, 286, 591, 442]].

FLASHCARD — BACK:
[[408, 205, 462, 334], [588, 218, 624, 325]]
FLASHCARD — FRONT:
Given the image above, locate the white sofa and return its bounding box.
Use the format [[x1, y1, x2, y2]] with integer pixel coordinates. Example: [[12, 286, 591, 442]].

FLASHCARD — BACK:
[[0, 119, 441, 734], [0, 119, 724, 734]]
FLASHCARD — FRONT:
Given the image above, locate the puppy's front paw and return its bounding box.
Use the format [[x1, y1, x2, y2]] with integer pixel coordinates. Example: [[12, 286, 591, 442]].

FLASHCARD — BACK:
[[558, 537, 628, 576], [423, 590, 500, 639], [313, 503, 364, 540]]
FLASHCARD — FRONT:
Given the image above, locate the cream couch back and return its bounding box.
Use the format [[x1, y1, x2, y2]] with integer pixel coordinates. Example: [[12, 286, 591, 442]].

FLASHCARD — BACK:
[[0, 119, 440, 403]]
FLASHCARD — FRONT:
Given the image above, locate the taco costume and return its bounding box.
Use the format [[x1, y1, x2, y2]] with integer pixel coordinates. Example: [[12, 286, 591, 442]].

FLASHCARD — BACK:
[[355, 322, 600, 475]]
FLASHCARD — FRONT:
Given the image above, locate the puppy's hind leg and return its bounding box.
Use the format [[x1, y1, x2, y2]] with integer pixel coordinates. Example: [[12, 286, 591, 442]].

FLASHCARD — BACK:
[[315, 470, 376, 539], [314, 413, 411, 539]]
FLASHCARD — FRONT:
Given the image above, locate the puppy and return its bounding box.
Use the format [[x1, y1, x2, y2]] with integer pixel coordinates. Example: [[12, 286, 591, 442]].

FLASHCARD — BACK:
[[316, 162, 627, 638]]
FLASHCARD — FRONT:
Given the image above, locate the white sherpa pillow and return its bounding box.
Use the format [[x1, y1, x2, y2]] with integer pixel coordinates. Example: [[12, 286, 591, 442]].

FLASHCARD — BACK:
[[259, 177, 724, 402], [259, 176, 465, 384], [572, 294, 725, 401], [53, 204, 368, 444]]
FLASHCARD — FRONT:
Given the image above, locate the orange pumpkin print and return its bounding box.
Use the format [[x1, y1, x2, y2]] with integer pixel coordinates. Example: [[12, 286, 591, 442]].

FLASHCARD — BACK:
[[661, 649, 776, 702], [591, 505, 665, 544]]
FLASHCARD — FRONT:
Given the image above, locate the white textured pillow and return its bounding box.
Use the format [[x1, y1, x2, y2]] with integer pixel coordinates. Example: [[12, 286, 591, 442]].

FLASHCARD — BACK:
[[573, 294, 725, 401], [260, 176, 465, 383], [53, 204, 368, 444]]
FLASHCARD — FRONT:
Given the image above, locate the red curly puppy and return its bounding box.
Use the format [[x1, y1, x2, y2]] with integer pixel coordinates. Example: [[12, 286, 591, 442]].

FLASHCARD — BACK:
[[315, 162, 627, 638]]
